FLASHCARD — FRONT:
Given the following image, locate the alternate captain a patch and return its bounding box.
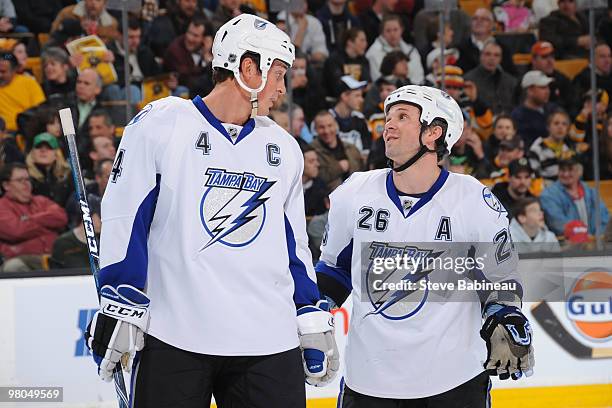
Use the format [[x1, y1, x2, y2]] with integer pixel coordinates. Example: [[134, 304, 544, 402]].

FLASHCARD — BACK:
[[199, 168, 275, 250]]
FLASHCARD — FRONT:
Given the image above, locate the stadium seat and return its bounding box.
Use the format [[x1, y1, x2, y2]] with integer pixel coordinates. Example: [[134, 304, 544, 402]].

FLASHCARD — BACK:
[[554, 59, 589, 81], [41, 254, 51, 271], [587, 180, 612, 211], [512, 53, 532, 67], [26, 57, 42, 83], [37, 33, 50, 48], [459, 0, 492, 16]]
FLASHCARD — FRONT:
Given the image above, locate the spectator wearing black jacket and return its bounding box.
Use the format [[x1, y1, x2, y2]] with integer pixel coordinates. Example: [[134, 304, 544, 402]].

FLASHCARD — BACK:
[[412, 8, 471, 56], [65, 158, 111, 227], [358, 0, 398, 46], [598, 7, 612, 48], [0, 117, 22, 166], [14, 0, 69, 34], [108, 15, 161, 102], [147, 0, 205, 58], [456, 8, 515, 75], [491, 158, 535, 219], [572, 43, 612, 108], [329, 75, 372, 156], [464, 40, 518, 114], [323, 27, 371, 98], [316, 0, 360, 52], [448, 116, 490, 179], [50, 193, 101, 269], [485, 114, 517, 162], [291, 51, 325, 123], [539, 0, 590, 59], [302, 145, 328, 218]]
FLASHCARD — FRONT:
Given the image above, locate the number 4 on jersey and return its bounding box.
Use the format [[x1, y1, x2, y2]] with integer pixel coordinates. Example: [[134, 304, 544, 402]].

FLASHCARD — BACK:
[[111, 149, 125, 183], [196, 132, 211, 155]]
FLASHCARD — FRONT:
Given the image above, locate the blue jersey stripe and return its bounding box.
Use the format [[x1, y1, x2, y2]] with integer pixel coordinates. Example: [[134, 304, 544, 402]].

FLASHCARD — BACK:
[[315, 262, 352, 291], [315, 238, 353, 290], [385, 168, 449, 218], [336, 239, 353, 273], [284, 214, 320, 306], [99, 175, 161, 290], [192, 96, 255, 145]]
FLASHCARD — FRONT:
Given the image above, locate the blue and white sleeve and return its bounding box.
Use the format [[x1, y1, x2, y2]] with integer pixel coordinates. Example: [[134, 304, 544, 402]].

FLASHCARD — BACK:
[[472, 186, 522, 312], [315, 184, 354, 307], [98, 100, 174, 290], [283, 148, 320, 307]]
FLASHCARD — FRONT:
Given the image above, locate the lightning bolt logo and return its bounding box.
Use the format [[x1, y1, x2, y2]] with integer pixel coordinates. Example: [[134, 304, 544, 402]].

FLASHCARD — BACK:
[[365, 249, 444, 319], [200, 180, 276, 251]]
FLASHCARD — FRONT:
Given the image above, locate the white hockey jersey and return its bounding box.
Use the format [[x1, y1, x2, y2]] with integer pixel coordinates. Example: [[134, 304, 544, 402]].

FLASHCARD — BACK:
[[99, 96, 319, 356], [316, 168, 522, 398]]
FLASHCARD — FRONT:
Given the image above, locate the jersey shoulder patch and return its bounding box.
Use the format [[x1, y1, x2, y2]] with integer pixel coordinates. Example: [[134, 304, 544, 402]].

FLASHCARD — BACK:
[[445, 172, 506, 216], [127, 96, 187, 127], [481, 186, 507, 217]]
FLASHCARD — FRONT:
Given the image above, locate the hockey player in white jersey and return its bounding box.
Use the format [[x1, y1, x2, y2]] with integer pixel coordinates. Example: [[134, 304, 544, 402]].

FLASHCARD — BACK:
[[316, 85, 534, 407], [83, 14, 338, 407]]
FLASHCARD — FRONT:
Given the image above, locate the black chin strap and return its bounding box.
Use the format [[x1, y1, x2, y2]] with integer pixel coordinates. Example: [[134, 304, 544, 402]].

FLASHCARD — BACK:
[[389, 124, 437, 173]]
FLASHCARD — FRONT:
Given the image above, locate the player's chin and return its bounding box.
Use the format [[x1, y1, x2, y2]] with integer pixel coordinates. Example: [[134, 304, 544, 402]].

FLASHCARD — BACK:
[[385, 147, 399, 160], [384, 139, 400, 153], [259, 101, 274, 116]]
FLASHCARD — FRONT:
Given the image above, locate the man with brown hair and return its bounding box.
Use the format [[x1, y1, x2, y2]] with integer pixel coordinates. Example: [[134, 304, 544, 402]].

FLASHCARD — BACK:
[[164, 16, 214, 97], [509, 197, 560, 253], [464, 40, 517, 114], [0, 162, 67, 272], [311, 110, 364, 190]]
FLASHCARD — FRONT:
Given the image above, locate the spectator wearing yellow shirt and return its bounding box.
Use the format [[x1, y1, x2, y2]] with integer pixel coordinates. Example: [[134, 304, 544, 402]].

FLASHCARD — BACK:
[[0, 52, 45, 132]]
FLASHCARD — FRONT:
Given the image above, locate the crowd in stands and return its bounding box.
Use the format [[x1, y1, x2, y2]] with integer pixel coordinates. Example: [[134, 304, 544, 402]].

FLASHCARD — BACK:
[[1, 0, 612, 272]]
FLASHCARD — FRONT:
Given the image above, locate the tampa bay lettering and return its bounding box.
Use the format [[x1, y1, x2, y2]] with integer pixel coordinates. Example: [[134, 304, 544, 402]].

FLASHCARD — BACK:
[[205, 168, 266, 191]]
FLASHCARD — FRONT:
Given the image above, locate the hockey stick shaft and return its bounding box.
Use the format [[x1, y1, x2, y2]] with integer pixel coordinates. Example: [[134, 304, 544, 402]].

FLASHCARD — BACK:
[[531, 301, 612, 359], [59, 108, 130, 408]]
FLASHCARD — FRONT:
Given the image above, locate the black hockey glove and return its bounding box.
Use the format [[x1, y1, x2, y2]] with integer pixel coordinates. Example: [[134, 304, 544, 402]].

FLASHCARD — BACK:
[[85, 285, 150, 381], [480, 304, 534, 380]]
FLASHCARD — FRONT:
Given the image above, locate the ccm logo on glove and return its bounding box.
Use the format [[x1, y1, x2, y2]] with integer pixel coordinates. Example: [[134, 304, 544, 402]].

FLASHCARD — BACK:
[[103, 304, 147, 318]]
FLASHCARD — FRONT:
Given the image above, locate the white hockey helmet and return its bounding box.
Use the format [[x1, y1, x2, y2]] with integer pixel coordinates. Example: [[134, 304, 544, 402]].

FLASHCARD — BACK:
[[384, 85, 464, 153], [212, 14, 295, 95]]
